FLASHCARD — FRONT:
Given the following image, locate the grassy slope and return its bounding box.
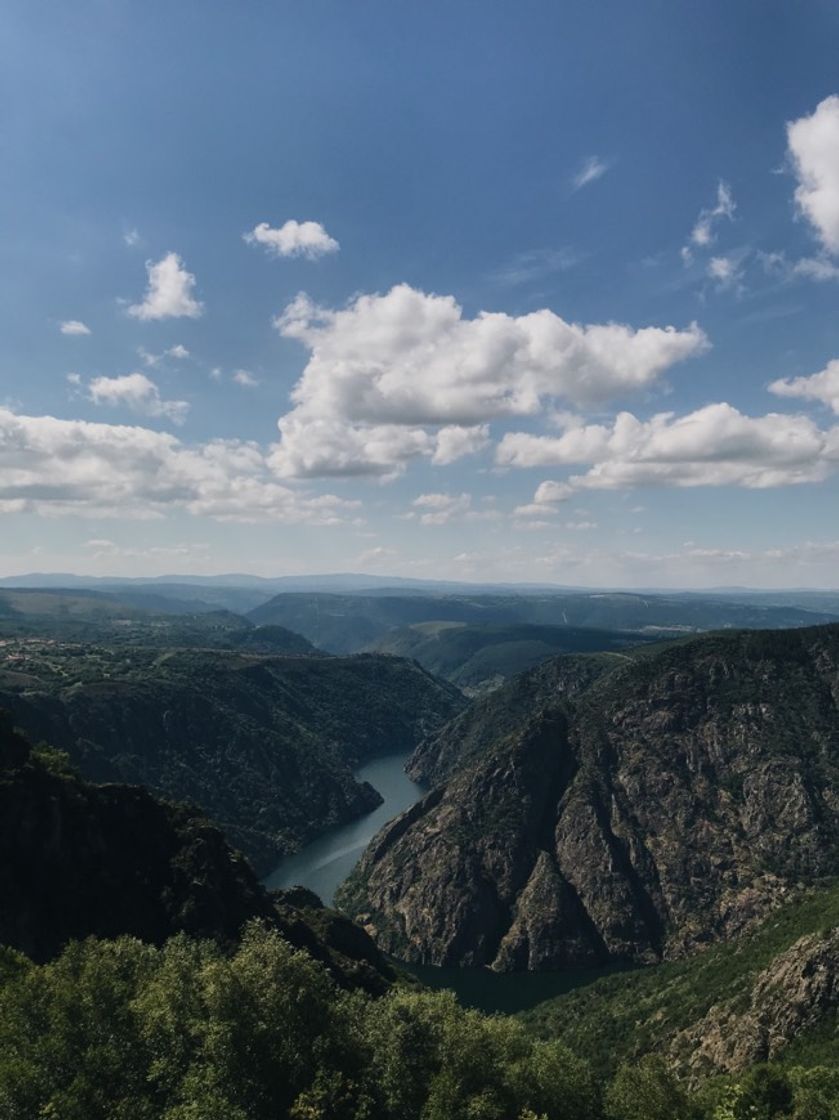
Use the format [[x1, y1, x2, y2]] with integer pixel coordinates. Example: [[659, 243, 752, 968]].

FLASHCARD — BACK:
[[521, 882, 839, 1079]]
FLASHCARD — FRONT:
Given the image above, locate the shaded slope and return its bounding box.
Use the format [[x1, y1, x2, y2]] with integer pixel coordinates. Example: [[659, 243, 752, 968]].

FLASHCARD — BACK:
[[0, 715, 398, 993], [250, 590, 839, 653], [521, 882, 839, 1083], [0, 646, 464, 873], [368, 622, 650, 693], [338, 625, 839, 971]]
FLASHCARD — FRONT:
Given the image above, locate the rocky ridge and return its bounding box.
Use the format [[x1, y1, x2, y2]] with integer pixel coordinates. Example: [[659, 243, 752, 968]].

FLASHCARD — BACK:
[[338, 626, 839, 971]]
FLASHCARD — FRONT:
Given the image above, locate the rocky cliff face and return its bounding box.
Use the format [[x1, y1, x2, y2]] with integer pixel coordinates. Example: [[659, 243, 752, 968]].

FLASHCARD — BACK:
[[0, 647, 464, 873], [669, 928, 839, 1080], [0, 715, 397, 993], [338, 626, 839, 971]]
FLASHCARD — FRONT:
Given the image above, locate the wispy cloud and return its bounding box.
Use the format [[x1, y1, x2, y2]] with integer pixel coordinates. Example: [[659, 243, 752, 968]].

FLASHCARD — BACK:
[[490, 247, 582, 286], [571, 155, 610, 191], [682, 181, 736, 264]]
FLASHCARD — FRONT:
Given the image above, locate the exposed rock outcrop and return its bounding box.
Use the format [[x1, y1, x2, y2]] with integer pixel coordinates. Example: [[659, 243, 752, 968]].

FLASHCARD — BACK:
[[670, 928, 839, 1079], [338, 626, 839, 971]]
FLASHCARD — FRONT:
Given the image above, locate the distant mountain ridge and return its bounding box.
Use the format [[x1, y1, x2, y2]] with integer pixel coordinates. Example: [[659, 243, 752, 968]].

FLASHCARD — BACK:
[[368, 622, 653, 693], [250, 589, 839, 654]]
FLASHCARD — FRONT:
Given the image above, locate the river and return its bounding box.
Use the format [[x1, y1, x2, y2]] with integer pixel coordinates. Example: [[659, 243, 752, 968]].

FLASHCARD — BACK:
[[264, 750, 624, 1013], [264, 751, 422, 907]]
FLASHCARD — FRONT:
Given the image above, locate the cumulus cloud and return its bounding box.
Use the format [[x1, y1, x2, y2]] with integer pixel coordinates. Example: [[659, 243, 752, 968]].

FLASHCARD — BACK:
[[514, 479, 573, 518], [128, 253, 203, 321], [412, 492, 472, 525], [769, 358, 839, 415], [87, 373, 190, 425], [270, 284, 707, 478], [431, 424, 490, 465], [497, 403, 839, 489], [59, 320, 91, 336], [232, 369, 260, 388], [571, 156, 609, 191], [0, 407, 359, 523], [244, 220, 339, 260], [787, 95, 839, 254]]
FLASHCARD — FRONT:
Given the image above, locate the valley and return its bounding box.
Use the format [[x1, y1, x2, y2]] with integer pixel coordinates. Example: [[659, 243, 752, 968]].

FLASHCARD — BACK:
[[5, 579, 839, 1117]]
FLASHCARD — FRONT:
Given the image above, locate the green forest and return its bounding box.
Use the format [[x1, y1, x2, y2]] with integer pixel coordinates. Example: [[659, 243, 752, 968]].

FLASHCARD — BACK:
[[2, 923, 834, 1120]]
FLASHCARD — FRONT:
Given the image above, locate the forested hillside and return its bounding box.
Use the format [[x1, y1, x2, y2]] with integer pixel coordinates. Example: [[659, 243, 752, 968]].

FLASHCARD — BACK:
[[0, 643, 463, 872], [369, 622, 651, 693], [250, 590, 839, 653]]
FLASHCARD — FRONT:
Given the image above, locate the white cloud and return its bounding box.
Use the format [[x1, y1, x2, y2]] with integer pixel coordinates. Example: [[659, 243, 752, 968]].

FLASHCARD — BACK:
[[60, 320, 91, 336], [128, 252, 203, 321], [769, 358, 839, 415], [270, 284, 707, 478], [123, 229, 141, 247], [707, 254, 742, 288], [689, 181, 736, 249], [412, 492, 472, 525], [66, 373, 82, 387], [787, 95, 839, 254], [497, 402, 839, 489], [87, 373, 190, 425], [232, 369, 260, 388], [571, 156, 609, 191], [0, 407, 359, 523], [139, 343, 191, 368], [759, 250, 839, 283], [244, 220, 339, 260], [431, 424, 490, 465], [355, 545, 397, 566], [514, 479, 573, 518]]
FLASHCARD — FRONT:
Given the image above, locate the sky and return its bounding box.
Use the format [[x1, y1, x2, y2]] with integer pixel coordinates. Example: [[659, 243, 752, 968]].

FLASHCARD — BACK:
[[2, 0, 839, 587]]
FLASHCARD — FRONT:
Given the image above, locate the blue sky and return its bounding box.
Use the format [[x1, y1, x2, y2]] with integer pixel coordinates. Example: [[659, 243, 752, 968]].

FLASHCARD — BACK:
[[2, 0, 839, 586]]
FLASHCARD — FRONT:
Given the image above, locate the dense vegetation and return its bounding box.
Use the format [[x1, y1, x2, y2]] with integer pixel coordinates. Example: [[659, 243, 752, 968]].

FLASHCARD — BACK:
[[0, 641, 463, 872], [5, 920, 839, 1120], [5, 597, 839, 1117], [0, 587, 313, 650], [0, 714, 399, 992], [522, 882, 839, 1080], [249, 590, 838, 654], [369, 622, 652, 693]]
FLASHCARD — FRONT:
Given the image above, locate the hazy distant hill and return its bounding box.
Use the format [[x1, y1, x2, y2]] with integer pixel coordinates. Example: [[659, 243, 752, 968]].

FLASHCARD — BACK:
[[369, 621, 652, 692], [0, 587, 314, 652], [249, 589, 838, 653]]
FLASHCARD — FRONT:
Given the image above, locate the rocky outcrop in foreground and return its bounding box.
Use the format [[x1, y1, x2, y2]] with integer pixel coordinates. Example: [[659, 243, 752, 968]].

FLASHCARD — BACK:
[[338, 626, 839, 971], [670, 928, 839, 1079]]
